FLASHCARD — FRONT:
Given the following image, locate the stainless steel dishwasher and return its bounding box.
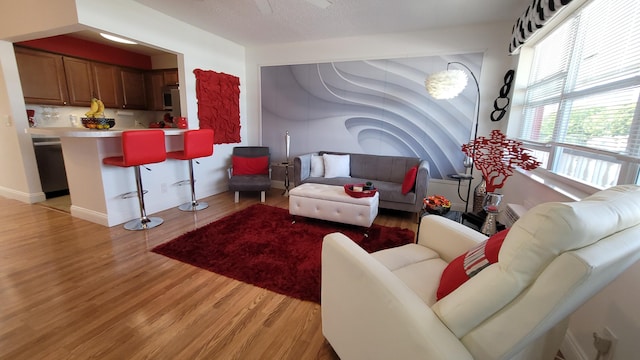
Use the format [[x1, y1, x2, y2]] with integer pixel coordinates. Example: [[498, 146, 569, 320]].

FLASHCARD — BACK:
[[32, 137, 69, 198]]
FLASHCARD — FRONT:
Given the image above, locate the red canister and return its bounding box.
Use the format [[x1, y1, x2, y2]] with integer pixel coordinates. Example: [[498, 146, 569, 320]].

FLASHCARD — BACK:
[[175, 117, 188, 129]]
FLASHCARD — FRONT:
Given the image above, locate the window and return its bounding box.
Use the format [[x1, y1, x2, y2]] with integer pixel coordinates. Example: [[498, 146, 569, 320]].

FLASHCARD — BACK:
[[517, 0, 640, 190]]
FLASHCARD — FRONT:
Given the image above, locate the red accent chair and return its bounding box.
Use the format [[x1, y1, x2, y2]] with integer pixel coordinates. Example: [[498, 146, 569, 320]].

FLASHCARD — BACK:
[[103, 130, 167, 230], [166, 129, 214, 211]]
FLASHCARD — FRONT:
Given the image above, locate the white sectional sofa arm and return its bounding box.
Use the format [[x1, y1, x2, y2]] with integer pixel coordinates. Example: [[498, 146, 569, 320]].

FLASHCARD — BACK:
[[417, 215, 488, 263], [321, 233, 473, 360]]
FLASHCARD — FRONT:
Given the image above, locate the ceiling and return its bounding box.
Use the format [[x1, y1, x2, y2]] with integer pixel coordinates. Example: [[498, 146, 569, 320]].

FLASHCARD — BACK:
[[66, 0, 531, 56], [131, 0, 530, 47]]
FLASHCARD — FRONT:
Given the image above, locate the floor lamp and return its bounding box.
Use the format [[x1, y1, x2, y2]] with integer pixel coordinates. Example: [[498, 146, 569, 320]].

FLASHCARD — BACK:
[[425, 61, 480, 213]]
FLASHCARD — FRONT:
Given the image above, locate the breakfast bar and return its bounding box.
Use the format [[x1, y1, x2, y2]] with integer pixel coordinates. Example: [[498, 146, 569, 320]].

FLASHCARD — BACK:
[[29, 127, 188, 227]]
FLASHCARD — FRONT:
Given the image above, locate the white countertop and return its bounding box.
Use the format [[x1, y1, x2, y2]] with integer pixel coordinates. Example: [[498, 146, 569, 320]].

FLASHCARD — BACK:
[[28, 127, 187, 138]]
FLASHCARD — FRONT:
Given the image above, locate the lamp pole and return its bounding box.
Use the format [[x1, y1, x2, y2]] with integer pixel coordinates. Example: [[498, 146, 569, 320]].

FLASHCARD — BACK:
[[447, 62, 480, 213]]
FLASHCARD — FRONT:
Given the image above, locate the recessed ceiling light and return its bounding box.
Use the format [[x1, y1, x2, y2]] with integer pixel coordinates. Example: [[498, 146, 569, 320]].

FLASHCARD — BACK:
[[100, 33, 137, 45]]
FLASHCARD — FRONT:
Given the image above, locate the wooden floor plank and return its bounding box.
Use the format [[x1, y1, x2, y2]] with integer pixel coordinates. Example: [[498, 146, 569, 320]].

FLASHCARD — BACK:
[[0, 188, 418, 359]]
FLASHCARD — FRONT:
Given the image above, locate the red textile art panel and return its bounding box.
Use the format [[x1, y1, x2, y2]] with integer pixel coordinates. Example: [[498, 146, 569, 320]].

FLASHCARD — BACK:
[[194, 69, 241, 144]]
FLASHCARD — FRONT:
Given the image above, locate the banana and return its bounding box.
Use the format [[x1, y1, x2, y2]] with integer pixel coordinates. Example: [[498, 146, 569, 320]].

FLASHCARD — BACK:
[[89, 98, 99, 113], [95, 99, 105, 118], [85, 98, 103, 118]]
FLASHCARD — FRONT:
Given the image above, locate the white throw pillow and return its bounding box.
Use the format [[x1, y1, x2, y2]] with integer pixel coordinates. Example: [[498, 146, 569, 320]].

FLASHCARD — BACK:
[[310, 155, 325, 177], [323, 154, 351, 178]]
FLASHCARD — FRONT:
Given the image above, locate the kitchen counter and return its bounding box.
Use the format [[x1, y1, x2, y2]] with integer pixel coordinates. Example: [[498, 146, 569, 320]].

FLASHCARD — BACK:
[[29, 127, 187, 138], [28, 127, 193, 227]]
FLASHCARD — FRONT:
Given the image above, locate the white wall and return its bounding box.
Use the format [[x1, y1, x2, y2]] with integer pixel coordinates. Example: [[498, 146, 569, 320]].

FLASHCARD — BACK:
[[0, 41, 42, 202], [0, 0, 248, 205]]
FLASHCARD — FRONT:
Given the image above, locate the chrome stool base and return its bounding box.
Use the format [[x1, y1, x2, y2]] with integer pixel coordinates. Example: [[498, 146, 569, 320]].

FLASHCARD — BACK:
[[124, 216, 164, 231], [178, 201, 209, 212]]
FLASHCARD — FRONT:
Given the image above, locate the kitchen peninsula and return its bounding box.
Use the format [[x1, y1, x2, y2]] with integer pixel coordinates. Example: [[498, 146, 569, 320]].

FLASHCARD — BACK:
[[29, 127, 188, 227]]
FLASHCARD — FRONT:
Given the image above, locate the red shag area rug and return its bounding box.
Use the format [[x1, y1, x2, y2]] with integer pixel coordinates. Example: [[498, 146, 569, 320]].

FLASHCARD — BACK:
[[152, 204, 414, 303]]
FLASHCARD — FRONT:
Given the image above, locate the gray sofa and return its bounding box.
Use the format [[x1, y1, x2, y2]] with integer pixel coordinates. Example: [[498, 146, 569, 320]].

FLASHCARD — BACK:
[[293, 151, 429, 214]]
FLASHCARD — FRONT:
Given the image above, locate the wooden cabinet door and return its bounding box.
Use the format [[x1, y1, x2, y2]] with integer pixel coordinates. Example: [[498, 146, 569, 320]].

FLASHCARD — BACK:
[[63, 57, 95, 106], [120, 68, 147, 109], [14, 47, 69, 106], [92, 63, 123, 109], [145, 71, 165, 111], [163, 69, 179, 86]]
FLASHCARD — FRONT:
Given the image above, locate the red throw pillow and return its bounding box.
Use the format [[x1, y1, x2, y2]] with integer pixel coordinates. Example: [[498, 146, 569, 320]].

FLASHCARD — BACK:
[[232, 156, 269, 175], [436, 228, 510, 300], [401, 166, 418, 195]]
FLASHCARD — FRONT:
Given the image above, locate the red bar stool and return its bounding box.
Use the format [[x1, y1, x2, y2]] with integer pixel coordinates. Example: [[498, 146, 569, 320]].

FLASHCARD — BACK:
[[103, 130, 167, 230], [167, 129, 214, 211]]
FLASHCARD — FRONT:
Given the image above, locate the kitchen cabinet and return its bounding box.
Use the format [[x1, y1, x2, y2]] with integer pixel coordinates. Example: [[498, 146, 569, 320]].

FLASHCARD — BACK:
[[15, 47, 69, 106], [15, 46, 166, 111], [145, 71, 165, 111], [145, 69, 178, 111], [163, 69, 178, 86], [120, 68, 147, 109], [63, 57, 95, 106], [91, 63, 123, 109], [93, 64, 147, 110]]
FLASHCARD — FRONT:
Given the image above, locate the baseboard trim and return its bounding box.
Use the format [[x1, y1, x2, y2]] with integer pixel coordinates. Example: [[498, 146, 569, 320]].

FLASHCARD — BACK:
[[0, 187, 45, 203], [70, 205, 109, 227]]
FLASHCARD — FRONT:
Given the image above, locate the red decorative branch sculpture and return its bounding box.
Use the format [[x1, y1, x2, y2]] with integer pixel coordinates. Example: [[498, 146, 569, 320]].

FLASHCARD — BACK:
[[461, 130, 541, 193]]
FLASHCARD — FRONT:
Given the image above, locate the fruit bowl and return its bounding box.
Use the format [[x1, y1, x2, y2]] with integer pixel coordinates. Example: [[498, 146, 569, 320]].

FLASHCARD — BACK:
[[81, 117, 115, 130], [423, 195, 452, 215]]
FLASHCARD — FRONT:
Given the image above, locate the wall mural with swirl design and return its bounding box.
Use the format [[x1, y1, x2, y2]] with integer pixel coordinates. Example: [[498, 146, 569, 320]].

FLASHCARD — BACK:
[[260, 53, 483, 180]]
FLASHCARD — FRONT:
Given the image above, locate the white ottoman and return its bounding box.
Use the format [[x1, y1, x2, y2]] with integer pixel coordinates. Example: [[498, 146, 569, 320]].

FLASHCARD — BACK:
[[289, 183, 379, 227]]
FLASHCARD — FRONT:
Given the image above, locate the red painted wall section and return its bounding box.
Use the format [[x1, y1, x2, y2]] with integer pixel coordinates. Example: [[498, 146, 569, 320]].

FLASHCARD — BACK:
[[16, 35, 152, 70]]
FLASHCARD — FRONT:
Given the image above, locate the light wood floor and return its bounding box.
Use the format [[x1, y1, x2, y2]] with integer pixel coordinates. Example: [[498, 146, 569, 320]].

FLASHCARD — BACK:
[[0, 189, 418, 360]]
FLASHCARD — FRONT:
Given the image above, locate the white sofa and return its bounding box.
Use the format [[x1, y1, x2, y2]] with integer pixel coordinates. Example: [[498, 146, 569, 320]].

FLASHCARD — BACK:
[[321, 185, 640, 360]]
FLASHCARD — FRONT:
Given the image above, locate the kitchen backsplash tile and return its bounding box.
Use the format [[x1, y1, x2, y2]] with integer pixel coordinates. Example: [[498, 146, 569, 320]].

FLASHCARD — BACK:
[[25, 104, 164, 129]]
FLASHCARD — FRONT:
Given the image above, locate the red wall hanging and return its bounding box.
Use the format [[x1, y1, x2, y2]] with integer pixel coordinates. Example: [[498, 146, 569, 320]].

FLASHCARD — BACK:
[[194, 69, 241, 144]]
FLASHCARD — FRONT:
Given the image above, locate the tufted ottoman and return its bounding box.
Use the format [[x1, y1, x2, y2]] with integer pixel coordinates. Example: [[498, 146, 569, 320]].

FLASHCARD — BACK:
[[289, 183, 379, 227]]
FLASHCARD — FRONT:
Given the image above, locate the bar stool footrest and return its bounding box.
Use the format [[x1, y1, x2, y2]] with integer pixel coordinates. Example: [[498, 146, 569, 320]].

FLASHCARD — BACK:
[[175, 180, 191, 187], [120, 190, 147, 199]]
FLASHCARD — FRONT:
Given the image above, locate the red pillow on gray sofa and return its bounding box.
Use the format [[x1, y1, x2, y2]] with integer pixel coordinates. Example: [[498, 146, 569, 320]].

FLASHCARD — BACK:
[[401, 166, 418, 194], [436, 228, 510, 300]]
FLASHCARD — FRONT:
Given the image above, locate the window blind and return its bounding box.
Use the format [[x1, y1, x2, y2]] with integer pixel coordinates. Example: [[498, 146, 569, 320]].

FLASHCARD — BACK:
[[520, 0, 640, 160]]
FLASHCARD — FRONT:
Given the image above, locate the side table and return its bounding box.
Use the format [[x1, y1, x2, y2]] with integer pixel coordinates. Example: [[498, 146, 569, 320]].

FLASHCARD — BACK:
[[282, 161, 291, 196], [461, 211, 506, 233], [270, 162, 292, 196], [448, 173, 473, 213], [417, 210, 505, 242]]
